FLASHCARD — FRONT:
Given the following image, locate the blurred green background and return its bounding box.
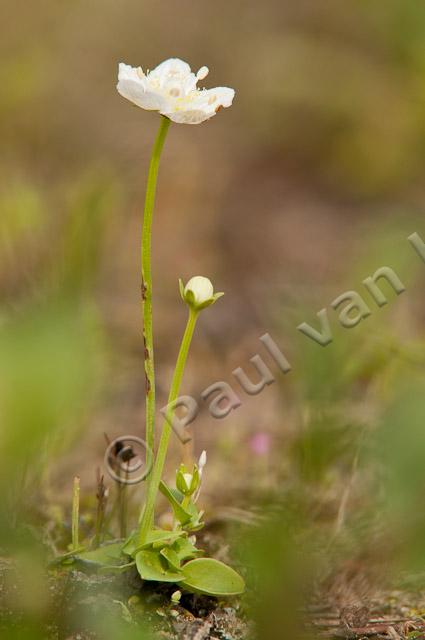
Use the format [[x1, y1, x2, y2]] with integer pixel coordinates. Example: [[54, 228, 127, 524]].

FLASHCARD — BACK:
[[2, 0, 425, 637]]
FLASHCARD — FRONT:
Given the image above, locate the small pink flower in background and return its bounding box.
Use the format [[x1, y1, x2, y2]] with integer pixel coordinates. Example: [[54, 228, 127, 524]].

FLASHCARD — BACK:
[[250, 432, 271, 456]]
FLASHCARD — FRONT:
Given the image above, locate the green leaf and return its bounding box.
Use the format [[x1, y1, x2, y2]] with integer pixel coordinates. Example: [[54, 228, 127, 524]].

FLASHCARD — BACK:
[[48, 546, 86, 567], [181, 558, 245, 596], [135, 549, 184, 583], [180, 499, 204, 532], [159, 481, 192, 525], [159, 482, 205, 531], [122, 533, 138, 557], [174, 491, 204, 529], [74, 541, 126, 569], [160, 547, 181, 571], [98, 561, 136, 574], [149, 530, 185, 550], [172, 536, 203, 563], [184, 505, 205, 532], [123, 529, 185, 558]]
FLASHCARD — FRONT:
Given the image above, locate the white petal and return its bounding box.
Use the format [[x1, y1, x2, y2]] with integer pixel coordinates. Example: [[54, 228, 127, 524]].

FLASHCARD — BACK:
[[118, 62, 143, 83], [117, 79, 171, 111], [185, 276, 214, 302], [204, 87, 235, 109], [162, 109, 212, 124], [149, 58, 192, 80], [162, 87, 235, 124], [183, 473, 193, 487], [199, 450, 207, 468]]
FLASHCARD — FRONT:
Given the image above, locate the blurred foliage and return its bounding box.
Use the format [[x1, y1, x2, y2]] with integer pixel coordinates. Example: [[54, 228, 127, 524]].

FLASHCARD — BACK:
[[376, 383, 425, 571], [0, 171, 119, 545]]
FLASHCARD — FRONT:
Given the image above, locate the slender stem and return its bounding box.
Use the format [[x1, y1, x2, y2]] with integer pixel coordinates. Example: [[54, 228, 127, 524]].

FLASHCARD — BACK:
[[141, 116, 171, 512], [93, 472, 107, 549], [72, 476, 80, 551], [118, 465, 129, 538], [139, 308, 199, 544]]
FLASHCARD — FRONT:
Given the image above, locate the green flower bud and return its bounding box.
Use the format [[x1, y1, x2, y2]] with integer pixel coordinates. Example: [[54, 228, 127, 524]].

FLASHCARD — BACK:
[[176, 462, 200, 496], [179, 276, 224, 311]]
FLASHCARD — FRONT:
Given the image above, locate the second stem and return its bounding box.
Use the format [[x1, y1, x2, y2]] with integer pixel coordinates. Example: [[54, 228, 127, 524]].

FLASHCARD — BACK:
[[139, 308, 199, 544]]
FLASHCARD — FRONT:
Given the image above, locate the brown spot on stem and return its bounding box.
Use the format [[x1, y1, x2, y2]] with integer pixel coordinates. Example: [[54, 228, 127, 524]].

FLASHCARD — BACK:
[[141, 280, 147, 300], [143, 334, 149, 360]]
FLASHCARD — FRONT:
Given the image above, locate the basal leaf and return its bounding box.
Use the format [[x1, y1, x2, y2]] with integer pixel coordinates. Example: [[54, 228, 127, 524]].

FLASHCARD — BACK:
[[122, 532, 138, 557], [74, 541, 126, 569], [135, 549, 184, 583], [48, 547, 86, 567], [181, 558, 245, 596]]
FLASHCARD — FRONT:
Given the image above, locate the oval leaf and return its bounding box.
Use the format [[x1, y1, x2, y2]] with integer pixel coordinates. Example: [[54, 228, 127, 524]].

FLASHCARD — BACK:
[[75, 541, 125, 569], [181, 558, 245, 596], [135, 549, 184, 583]]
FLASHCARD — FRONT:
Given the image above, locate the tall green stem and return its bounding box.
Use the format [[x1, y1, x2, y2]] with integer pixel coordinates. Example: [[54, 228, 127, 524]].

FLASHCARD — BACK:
[[141, 115, 171, 509], [139, 308, 199, 544]]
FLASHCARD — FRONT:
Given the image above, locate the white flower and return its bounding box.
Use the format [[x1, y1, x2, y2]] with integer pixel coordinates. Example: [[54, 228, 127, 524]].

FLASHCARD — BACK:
[[179, 276, 224, 311], [117, 58, 235, 124]]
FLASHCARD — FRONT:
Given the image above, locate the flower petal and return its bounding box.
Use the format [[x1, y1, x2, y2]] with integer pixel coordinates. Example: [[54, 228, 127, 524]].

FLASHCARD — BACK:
[[187, 87, 235, 113], [117, 64, 171, 111], [201, 87, 235, 110], [118, 62, 145, 84], [118, 81, 171, 111], [161, 109, 213, 124], [162, 87, 235, 124], [149, 58, 192, 80]]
